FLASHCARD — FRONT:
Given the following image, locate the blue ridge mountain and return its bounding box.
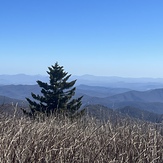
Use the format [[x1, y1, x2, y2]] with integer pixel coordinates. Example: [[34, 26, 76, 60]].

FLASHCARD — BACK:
[[1, 74, 163, 90], [0, 74, 163, 114], [85, 105, 163, 123]]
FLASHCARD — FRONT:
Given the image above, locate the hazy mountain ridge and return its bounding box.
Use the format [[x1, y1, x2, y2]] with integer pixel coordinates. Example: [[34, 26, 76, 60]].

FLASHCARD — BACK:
[[85, 104, 163, 123], [0, 84, 41, 100], [1, 74, 163, 90], [117, 106, 163, 123], [76, 84, 131, 98], [82, 95, 163, 114], [1, 74, 163, 115], [1, 84, 163, 114], [0, 74, 48, 85], [109, 88, 163, 103], [0, 95, 24, 105], [72, 75, 163, 90]]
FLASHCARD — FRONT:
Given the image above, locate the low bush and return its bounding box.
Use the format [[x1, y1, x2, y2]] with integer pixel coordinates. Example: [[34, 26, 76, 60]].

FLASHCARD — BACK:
[[0, 114, 162, 163]]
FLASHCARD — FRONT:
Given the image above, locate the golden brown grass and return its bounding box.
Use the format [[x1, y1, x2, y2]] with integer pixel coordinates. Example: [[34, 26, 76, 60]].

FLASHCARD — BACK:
[[0, 113, 162, 163]]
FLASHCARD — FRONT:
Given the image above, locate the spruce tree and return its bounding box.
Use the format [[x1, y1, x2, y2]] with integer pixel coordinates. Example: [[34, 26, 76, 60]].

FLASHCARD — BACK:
[[23, 62, 83, 118]]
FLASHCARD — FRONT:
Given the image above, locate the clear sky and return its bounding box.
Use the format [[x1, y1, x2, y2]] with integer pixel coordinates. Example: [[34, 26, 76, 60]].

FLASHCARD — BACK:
[[0, 0, 163, 77]]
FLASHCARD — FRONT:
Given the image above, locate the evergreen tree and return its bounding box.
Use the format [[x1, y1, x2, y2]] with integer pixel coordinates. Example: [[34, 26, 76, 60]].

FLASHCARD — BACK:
[[22, 62, 83, 118]]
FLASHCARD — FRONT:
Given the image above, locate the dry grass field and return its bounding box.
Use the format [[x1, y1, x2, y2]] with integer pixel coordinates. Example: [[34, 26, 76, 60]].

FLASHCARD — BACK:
[[0, 111, 163, 163]]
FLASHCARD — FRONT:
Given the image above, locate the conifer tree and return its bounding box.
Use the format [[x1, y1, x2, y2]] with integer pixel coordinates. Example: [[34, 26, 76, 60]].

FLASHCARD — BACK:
[[22, 62, 83, 118]]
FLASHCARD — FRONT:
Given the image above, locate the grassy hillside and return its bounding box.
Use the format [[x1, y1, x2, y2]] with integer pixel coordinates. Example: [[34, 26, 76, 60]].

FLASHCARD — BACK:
[[0, 113, 162, 162]]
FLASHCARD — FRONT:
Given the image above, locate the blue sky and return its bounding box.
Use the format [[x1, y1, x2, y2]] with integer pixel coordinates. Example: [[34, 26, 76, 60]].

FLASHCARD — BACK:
[[0, 0, 163, 77]]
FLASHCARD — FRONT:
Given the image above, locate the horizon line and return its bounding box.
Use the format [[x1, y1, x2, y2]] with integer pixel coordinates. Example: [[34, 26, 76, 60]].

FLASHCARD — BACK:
[[1, 73, 163, 79]]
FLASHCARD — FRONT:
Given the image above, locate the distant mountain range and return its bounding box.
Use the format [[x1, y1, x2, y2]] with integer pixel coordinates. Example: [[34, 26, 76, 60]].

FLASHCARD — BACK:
[[0, 74, 163, 117], [0, 95, 24, 105], [76, 85, 131, 98], [0, 84, 40, 100], [86, 105, 163, 123], [1, 74, 163, 90], [0, 74, 48, 85], [0, 84, 163, 114], [80, 87, 163, 114], [72, 74, 163, 90]]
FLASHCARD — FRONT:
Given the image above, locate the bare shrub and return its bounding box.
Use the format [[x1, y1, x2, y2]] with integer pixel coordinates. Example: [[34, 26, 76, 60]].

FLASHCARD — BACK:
[[0, 114, 162, 163]]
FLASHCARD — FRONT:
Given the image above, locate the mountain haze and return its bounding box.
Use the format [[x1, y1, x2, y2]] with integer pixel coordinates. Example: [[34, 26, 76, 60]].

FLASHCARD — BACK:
[[0, 74, 163, 115], [109, 89, 163, 103], [0, 74, 48, 85], [1, 74, 163, 90]]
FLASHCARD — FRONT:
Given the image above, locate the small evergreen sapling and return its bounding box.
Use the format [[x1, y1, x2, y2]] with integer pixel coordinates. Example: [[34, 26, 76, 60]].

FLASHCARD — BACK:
[[22, 62, 83, 118]]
